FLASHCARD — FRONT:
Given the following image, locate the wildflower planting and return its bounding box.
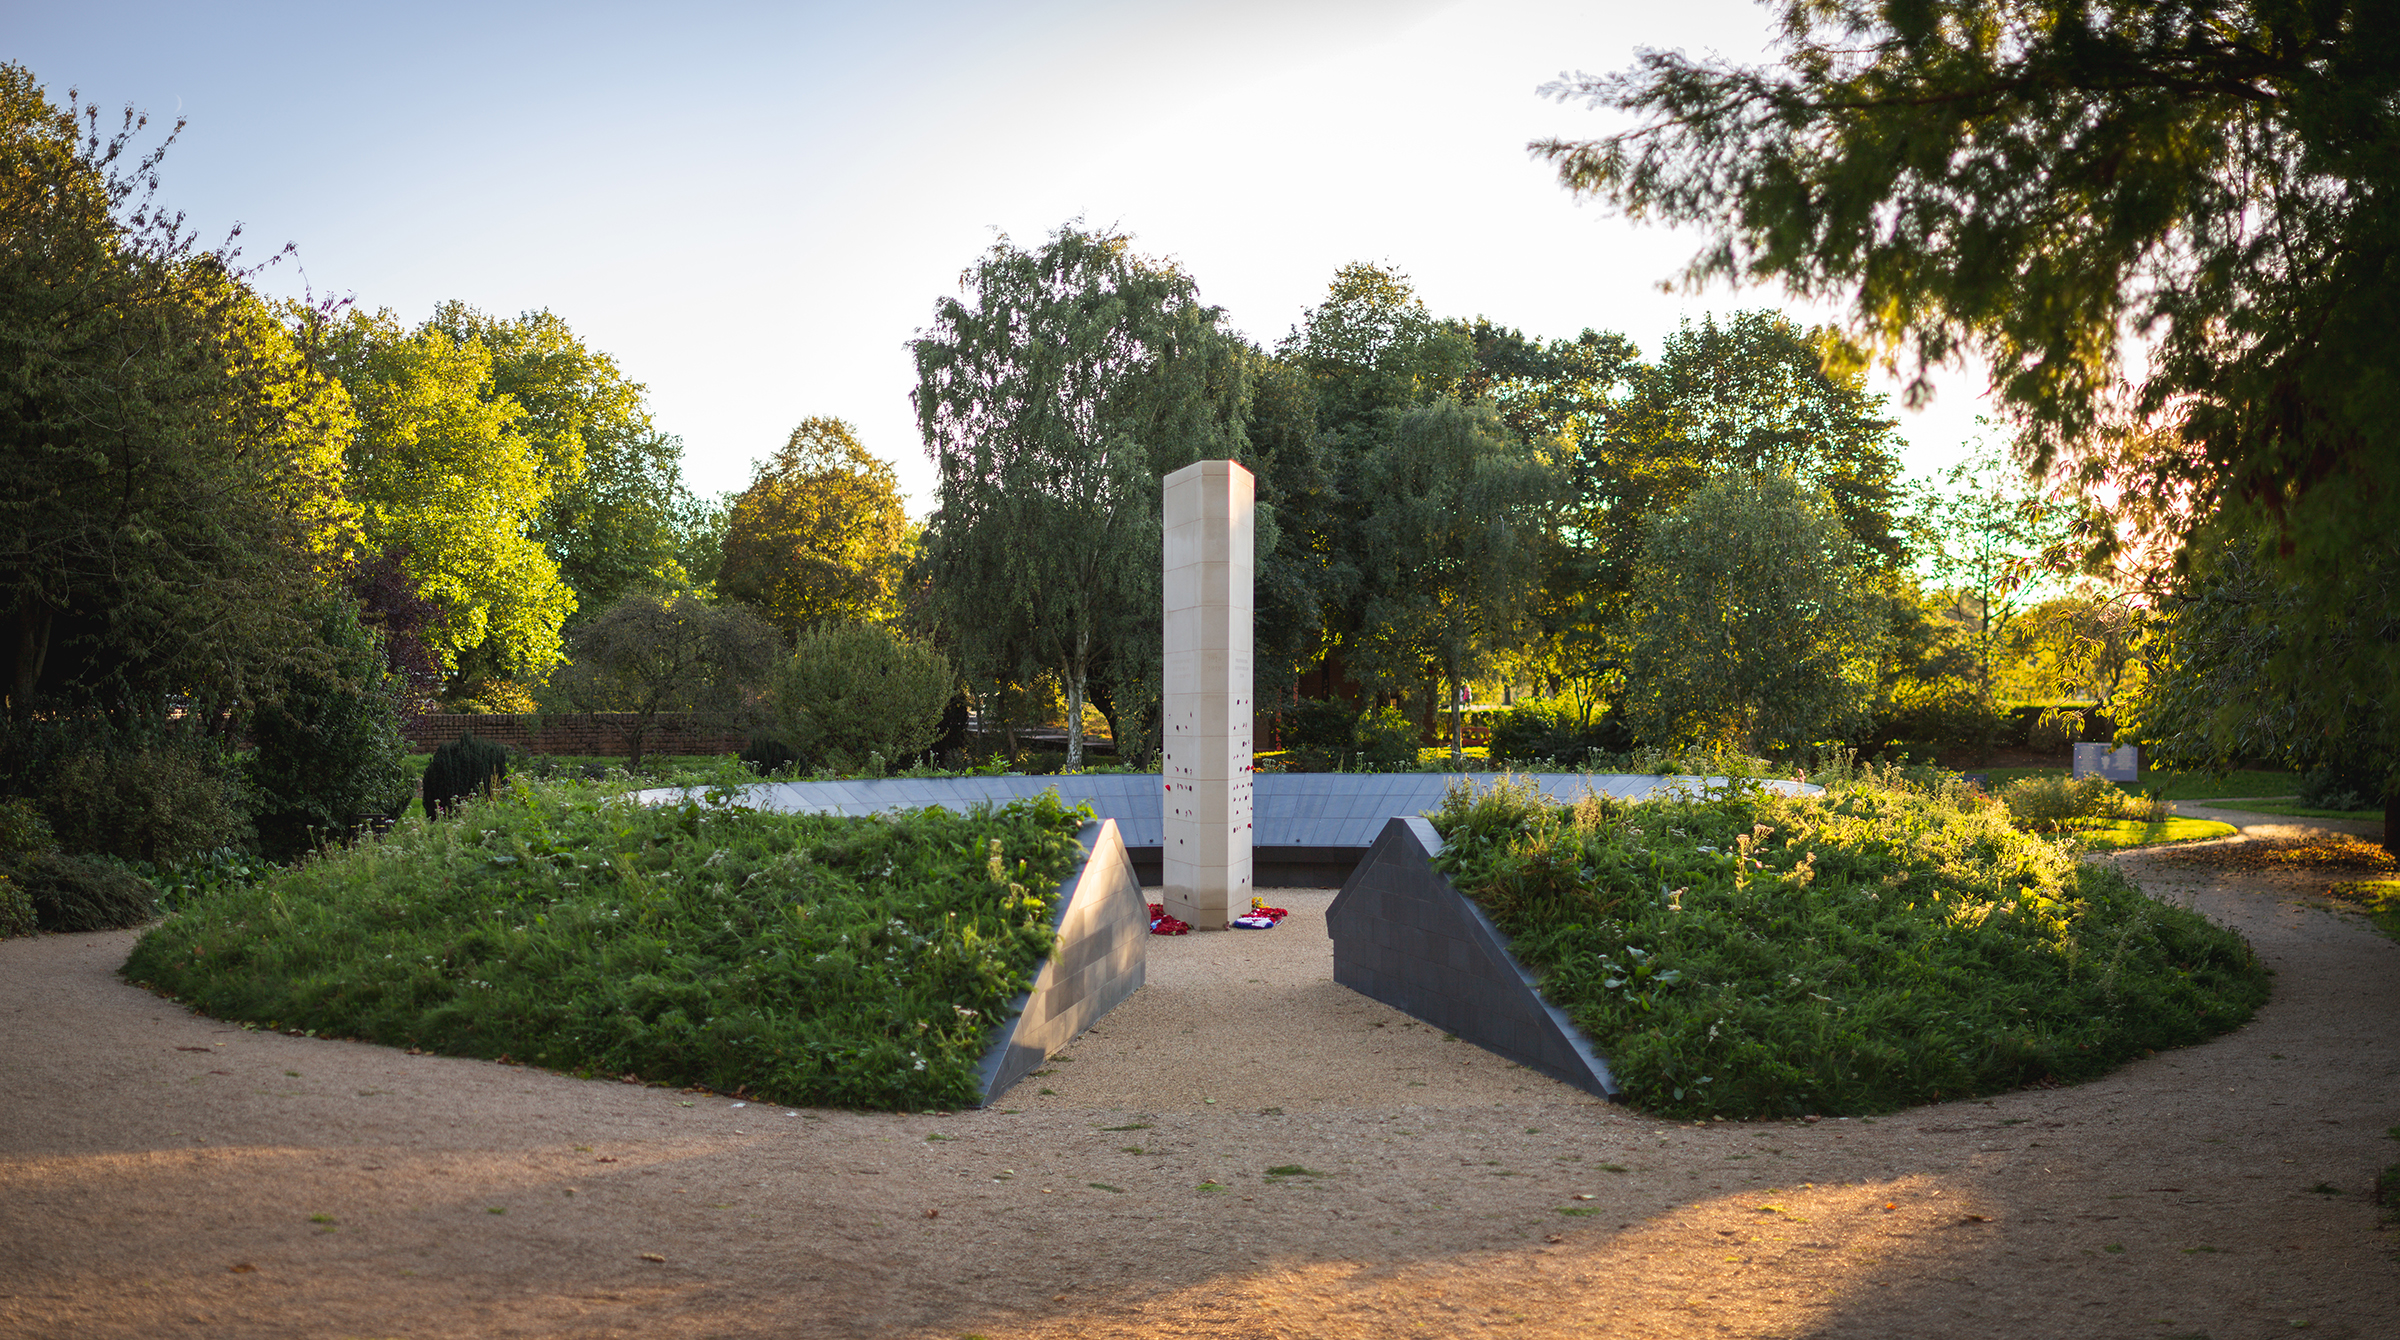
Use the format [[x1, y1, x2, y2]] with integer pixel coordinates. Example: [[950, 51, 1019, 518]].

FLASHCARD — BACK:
[[125, 780, 1092, 1108], [1429, 773, 2267, 1119]]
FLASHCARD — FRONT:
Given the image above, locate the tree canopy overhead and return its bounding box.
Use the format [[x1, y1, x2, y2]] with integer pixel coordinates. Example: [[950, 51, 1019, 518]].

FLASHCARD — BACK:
[[1533, 0, 2400, 567]]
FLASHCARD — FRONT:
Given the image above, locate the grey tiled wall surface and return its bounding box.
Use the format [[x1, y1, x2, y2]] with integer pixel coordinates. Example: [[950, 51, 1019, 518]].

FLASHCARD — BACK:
[[658, 772, 1808, 858], [972, 820, 1149, 1106], [1324, 817, 1621, 1102]]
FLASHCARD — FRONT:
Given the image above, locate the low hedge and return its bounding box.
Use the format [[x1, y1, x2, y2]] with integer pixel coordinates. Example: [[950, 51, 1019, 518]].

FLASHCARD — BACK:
[[125, 779, 1092, 1109], [1429, 774, 2267, 1118]]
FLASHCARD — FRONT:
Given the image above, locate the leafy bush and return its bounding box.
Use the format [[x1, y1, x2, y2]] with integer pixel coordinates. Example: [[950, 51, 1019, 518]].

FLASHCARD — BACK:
[[1428, 773, 2267, 1118], [1013, 749, 1069, 776], [1357, 706, 1421, 770], [551, 591, 782, 769], [249, 601, 417, 861], [15, 853, 159, 932], [779, 623, 954, 772], [48, 735, 254, 864], [2297, 764, 2379, 813], [1489, 699, 1630, 766], [0, 874, 30, 938], [422, 733, 510, 818], [1279, 698, 1356, 750], [124, 781, 1090, 1109], [741, 734, 801, 777], [0, 797, 46, 936], [451, 680, 541, 714], [2000, 774, 2137, 831]]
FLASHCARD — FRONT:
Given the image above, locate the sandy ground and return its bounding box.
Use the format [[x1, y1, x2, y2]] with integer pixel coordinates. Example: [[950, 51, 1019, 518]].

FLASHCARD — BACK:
[[4, 830, 2398, 1338]]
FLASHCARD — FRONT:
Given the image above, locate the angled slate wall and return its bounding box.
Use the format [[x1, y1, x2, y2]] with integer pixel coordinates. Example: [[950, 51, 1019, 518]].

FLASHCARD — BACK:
[[974, 819, 1149, 1105], [1325, 816, 1621, 1102]]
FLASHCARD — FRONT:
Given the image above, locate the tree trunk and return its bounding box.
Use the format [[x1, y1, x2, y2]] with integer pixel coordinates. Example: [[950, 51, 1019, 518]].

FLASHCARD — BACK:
[[2384, 791, 2397, 862], [1065, 666, 1086, 772], [10, 594, 53, 720], [1448, 667, 1464, 767], [1088, 675, 1121, 764]]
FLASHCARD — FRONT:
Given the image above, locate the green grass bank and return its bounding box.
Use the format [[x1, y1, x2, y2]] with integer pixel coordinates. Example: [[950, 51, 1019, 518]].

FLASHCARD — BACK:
[[125, 780, 1091, 1109], [1429, 774, 2269, 1120]]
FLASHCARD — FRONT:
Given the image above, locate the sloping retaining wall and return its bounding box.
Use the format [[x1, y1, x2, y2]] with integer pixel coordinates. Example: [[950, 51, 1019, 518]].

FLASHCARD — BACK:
[[1324, 816, 1620, 1102], [973, 819, 1150, 1105]]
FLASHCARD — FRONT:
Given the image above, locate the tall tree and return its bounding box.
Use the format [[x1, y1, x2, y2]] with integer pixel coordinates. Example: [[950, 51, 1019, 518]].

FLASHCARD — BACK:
[[1350, 399, 1563, 761], [1612, 313, 1908, 568], [328, 309, 576, 693], [427, 303, 697, 613], [550, 591, 780, 770], [1257, 264, 1481, 704], [2123, 535, 2398, 854], [718, 418, 910, 637], [912, 224, 1248, 770], [1534, 0, 2400, 784], [1, 66, 354, 731], [1912, 442, 2075, 702], [1622, 473, 1877, 756]]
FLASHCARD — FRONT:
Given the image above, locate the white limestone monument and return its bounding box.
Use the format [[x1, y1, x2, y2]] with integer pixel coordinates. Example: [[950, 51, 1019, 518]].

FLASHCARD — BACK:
[[1160, 459, 1254, 930]]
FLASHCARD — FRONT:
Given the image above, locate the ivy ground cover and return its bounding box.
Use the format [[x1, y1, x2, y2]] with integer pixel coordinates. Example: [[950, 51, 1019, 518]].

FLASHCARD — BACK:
[[1429, 776, 2268, 1120], [125, 781, 1091, 1109]]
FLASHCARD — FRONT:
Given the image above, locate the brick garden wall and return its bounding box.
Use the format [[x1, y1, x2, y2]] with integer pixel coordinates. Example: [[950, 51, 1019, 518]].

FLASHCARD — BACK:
[[403, 713, 748, 757]]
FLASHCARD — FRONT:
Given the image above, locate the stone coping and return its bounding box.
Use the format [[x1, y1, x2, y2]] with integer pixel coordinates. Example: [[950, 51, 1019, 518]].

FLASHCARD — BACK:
[[639, 772, 1818, 854]]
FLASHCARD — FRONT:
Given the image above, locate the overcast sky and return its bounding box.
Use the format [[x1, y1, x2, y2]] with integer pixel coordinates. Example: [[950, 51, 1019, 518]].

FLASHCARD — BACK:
[[14, 0, 1993, 512]]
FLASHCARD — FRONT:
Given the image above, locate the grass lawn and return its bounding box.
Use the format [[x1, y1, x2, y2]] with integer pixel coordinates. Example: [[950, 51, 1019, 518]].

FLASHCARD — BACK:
[[1969, 765, 2299, 800], [2186, 800, 2384, 822], [2071, 817, 2241, 848]]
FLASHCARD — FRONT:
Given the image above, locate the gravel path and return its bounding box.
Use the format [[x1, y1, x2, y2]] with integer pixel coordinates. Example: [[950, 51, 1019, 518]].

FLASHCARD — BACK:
[[4, 847, 2397, 1338]]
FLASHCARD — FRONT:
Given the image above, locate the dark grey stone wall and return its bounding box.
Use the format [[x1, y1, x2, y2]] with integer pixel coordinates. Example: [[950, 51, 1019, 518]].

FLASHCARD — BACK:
[[1325, 816, 1621, 1102], [973, 819, 1149, 1105]]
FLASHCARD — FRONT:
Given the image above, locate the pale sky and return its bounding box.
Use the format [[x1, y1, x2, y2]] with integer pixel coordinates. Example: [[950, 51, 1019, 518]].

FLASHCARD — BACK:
[[13, 0, 1994, 513]]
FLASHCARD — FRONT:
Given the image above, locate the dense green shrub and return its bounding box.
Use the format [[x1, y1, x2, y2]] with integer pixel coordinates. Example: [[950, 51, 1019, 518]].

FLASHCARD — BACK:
[[1489, 699, 1630, 766], [1012, 749, 1070, 776], [124, 781, 1090, 1109], [779, 623, 954, 772], [1278, 698, 1356, 750], [741, 734, 801, 776], [47, 734, 254, 864], [249, 601, 416, 860], [1357, 706, 1421, 770], [1999, 774, 2148, 831], [1429, 773, 2266, 1118], [2297, 764, 2379, 813], [0, 798, 43, 937], [422, 733, 510, 818], [0, 874, 31, 938], [16, 853, 159, 932]]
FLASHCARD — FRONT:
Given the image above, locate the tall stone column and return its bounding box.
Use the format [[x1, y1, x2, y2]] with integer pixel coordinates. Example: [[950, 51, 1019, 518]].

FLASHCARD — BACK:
[[1160, 460, 1253, 930]]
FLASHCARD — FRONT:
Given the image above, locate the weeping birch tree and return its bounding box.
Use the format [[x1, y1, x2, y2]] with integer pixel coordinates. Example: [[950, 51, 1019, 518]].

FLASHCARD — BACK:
[[911, 225, 1248, 769]]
